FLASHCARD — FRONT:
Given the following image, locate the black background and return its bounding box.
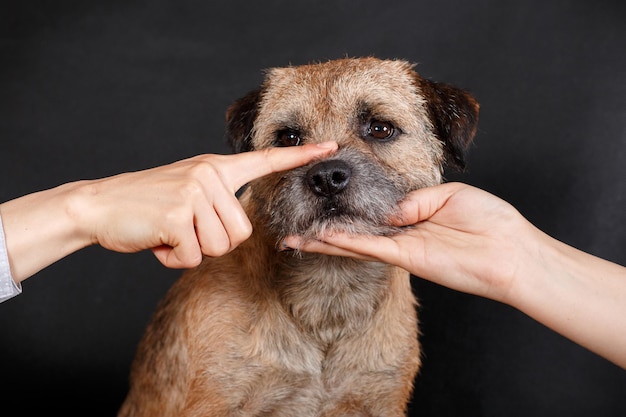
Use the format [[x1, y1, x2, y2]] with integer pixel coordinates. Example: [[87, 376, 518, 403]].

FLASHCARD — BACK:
[[1, 1, 625, 415]]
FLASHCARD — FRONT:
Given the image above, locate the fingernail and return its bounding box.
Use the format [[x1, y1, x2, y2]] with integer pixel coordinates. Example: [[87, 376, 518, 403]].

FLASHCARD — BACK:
[[278, 241, 294, 252], [316, 141, 338, 149]]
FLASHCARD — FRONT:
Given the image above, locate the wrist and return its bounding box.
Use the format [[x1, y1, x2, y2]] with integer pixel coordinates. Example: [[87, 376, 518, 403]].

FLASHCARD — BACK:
[[491, 219, 557, 308], [60, 180, 102, 248], [0, 181, 95, 282]]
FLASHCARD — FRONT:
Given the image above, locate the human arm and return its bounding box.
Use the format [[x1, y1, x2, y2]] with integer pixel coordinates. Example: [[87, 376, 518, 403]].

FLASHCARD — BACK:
[[283, 182, 626, 369], [0, 141, 337, 284]]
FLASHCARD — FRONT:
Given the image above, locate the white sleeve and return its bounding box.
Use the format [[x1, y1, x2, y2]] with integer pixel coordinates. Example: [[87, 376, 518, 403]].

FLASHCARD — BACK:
[[0, 213, 21, 303]]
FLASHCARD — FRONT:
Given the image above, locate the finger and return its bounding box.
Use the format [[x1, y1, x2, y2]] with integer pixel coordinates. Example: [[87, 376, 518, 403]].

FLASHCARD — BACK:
[[221, 142, 338, 192], [282, 236, 378, 261], [151, 230, 203, 269], [188, 173, 252, 253], [283, 233, 398, 264], [212, 192, 253, 249], [194, 204, 233, 257], [391, 182, 464, 226]]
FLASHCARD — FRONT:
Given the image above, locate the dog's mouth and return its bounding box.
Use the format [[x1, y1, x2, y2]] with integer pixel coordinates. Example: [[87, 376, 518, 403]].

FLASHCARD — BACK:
[[303, 198, 401, 237], [320, 198, 347, 219], [317, 197, 378, 225]]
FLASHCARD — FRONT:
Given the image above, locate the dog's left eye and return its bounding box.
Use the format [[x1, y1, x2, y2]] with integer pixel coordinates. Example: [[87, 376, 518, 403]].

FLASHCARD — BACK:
[[275, 129, 302, 147], [367, 120, 396, 140]]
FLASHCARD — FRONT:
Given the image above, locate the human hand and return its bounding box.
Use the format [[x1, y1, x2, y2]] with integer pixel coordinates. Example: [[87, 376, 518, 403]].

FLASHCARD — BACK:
[[284, 182, 626, 369], [81, 142, 338, 268], [283, 182, 535, 302]]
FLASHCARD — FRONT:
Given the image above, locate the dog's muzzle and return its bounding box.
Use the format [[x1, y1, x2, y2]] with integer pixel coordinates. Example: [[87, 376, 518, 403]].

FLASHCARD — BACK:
[[261, 150, 404, 239]]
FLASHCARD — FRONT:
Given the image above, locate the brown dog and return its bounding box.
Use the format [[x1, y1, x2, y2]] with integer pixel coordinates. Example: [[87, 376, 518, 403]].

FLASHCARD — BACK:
[[118, 57, 479, 417]]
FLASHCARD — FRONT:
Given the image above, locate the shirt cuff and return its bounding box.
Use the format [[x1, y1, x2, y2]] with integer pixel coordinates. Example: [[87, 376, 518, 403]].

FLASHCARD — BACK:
[[0, 213, 21, 303]]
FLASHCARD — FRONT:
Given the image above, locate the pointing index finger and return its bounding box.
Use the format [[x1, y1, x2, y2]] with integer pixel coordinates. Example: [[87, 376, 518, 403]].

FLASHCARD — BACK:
[[226, 142, 338, 192]]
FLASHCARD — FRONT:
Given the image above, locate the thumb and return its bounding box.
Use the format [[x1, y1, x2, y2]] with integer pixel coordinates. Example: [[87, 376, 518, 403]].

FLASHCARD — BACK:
[[151, 243, 203, 269], [392, 182, 465, 226]]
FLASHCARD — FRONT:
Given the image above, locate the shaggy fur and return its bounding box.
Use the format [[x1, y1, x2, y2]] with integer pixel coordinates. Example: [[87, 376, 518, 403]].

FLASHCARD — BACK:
[[118, 57, 479, 417]]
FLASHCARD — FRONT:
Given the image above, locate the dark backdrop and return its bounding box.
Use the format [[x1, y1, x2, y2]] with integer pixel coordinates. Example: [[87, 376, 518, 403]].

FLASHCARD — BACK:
[[1, 1, 625, 416]]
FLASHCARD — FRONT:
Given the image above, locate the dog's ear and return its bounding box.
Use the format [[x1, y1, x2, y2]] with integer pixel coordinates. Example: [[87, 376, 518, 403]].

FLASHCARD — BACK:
[[225, 89, 262, 153], [418, 79, 479, 170]]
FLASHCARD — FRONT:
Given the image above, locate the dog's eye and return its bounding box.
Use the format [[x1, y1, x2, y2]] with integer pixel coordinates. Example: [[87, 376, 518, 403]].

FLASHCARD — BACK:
[[275, 129, 302, 147], [367, 120, 395, 140]]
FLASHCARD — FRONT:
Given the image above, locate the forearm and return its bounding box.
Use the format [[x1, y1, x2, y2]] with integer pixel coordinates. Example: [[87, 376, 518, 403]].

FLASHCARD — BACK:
[[508, 225, 626, 368], [0, 181, 93, 283]]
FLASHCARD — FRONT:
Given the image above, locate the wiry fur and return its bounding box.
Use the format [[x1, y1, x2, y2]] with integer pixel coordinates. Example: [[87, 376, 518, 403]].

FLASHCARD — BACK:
[[118, 57, 479, 417]]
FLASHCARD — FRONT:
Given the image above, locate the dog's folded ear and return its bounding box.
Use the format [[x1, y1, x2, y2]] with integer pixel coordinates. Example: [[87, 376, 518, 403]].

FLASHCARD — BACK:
[[418, 79, 480, 170], [225, 89, 262, 153]]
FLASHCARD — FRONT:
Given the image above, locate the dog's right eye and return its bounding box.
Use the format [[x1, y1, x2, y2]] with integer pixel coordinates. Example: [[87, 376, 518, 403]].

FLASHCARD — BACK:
[[275, 129, 302, 147]]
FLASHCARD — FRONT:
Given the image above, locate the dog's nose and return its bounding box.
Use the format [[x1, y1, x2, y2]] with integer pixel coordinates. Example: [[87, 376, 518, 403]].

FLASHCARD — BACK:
[[306, 160, 352, 196]]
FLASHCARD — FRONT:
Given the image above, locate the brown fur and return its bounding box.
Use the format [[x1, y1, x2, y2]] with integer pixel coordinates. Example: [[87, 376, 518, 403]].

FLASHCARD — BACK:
[[118, 57, 479, 417]]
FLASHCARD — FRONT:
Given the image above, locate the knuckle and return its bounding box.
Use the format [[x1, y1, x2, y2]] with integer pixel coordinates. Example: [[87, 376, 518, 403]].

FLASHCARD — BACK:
[[202, 234, 232, 257], [234, 222, 253, 244], [184, 253, 203, 268], [184, 159, 221, 184], [179, 179, 204, 199]]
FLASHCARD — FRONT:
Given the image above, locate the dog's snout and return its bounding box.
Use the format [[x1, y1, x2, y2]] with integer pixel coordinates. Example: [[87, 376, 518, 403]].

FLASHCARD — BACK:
[[306, 160, 352, 197]]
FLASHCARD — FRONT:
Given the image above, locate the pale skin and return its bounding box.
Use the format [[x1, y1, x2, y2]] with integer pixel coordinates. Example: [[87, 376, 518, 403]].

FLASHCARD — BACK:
[[283, 182, 626, 369], [0, 141, 338, 283]]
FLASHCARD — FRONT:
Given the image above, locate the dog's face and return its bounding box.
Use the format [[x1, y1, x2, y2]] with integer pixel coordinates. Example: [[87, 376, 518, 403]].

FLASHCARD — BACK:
[[226, 57, 478, 242]]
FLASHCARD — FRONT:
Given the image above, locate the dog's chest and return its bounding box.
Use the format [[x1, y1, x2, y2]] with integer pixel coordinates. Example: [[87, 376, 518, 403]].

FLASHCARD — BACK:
[[275, 258, 390, 343], [239, 262, 415, 416]]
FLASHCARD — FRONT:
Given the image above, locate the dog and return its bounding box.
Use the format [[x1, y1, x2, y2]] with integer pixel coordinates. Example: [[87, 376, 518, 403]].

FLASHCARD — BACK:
[[118, 57, 479, 417]]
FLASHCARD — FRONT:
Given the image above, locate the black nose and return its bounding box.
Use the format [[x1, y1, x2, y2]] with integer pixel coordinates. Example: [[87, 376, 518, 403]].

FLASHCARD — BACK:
[[306, 160, 352, 197]]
